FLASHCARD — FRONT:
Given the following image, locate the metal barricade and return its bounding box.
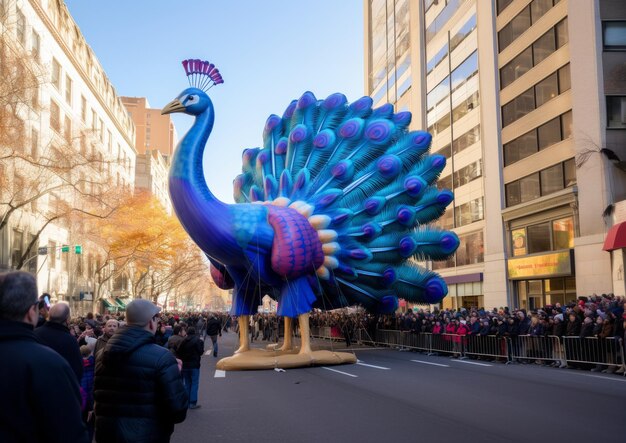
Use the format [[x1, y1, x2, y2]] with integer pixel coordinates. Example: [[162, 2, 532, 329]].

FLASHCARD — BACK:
[[464, 335, 509, 361], [430, 333, 461, 356], [562, 337, 625, 368], [507, 335, 563, 364], [402, 332, 432, 352]]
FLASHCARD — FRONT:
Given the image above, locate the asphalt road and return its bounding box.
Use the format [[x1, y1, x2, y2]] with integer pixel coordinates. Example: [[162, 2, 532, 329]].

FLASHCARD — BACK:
[[171, 331, 626, 443]]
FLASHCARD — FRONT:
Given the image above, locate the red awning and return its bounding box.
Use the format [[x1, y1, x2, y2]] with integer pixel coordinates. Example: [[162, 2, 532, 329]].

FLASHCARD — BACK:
[[603, 221, 626, 251]]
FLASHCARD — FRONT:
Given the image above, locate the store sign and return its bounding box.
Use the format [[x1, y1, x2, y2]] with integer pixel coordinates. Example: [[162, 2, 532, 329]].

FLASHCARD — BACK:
[[508, 251, 573, 279]]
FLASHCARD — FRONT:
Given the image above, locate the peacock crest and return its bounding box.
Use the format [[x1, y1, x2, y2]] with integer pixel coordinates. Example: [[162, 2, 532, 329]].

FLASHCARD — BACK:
[[232, 90, 459, 312]]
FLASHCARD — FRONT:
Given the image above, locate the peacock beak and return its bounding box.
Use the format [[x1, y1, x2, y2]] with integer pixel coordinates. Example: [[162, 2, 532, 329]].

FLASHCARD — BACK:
[[161, 99, 185, 115]]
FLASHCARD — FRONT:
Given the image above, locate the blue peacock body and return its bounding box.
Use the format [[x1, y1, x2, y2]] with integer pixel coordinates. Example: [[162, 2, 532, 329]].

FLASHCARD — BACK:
[[164, 59, 459, 323]]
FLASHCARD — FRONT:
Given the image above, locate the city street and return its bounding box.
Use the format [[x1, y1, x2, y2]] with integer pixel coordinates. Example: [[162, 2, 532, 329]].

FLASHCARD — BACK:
[[172, 331, 626, 443]]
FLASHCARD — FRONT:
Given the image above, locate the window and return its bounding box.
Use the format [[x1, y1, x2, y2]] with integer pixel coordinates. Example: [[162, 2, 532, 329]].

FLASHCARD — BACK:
[[561, 110, 573, 139], [453, 160, 482, 188], [531, 0, 553, 23], [64, 115, 72, 141], [27, 234, 37, 274], [52, 58, 61, 90], [99, 119, 104, 141], [92, 110, 97, 131], [11, 230, 23, 268], [455, 197, 484, 227], [456, 230, 484, 266], [504, 130, 538, 166], [427, 76, 450, 112], [451, 51, 478, 93], [452, 124, 480, 155], [425, 0, 467, 44], [48, 241, 57, 269], [450, 13, 476, 52], [499, 6, 530, 52], [535, 73, 558, 107], [81, 96, 87, 122], [50, 101, 61, 132], [537, 117, 561, 149], [497, 0, 514, 15], [16, 9, 26, 46], [502, 86, 534, 126], [527, 223, 551, 254], [500, 19, 568, 89], [553, 217, 574, 249], [558, 63, 571, 92], [603, 21, 626, 50], [32, 31, 40, 62], [427, 43, 448, 74], [65, 76, 72, 105], [607, 96, 626, 129], [506, 160, 575, 207], [435, 143, 452, 160], [452, 90, 479, 123]]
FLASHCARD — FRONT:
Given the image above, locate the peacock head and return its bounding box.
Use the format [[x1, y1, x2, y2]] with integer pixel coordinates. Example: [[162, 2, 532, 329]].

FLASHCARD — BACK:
[[162, 87, 211, 116], [162, 59, 224, 117]]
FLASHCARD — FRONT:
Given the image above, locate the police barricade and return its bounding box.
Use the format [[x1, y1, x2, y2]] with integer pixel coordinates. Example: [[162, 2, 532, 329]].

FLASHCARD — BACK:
[[464, 335, 509, 361], [402, 331, 432, 352], [507, 335, 563, 364], [430, 333, 462, 357], [369, 329, 402, 348], [562, 337, 625, 369]]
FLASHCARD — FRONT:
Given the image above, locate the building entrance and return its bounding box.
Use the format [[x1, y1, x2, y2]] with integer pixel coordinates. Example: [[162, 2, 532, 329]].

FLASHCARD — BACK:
[[515, 277, 576, 309]]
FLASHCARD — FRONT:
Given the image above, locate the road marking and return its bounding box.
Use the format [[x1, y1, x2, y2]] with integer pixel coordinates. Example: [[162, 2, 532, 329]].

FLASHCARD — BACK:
[[321, 367, 358, 377], [563, 371, 626, 383], [410, 360, 450, 367], [214, 370, 226, 378], [204, 350, 213, 356], [452, 360, 493, 367], [356, 362, 391, 370]]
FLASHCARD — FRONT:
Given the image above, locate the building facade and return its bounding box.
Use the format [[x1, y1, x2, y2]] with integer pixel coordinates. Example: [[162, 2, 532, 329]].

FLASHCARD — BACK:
[[0, 0, 136, 311], [121, 96, 177, 158], [364, 0, 625, 309]]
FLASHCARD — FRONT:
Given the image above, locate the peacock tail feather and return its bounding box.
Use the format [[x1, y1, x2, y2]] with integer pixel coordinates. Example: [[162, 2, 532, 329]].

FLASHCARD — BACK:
[[233, 92, 459, 311]]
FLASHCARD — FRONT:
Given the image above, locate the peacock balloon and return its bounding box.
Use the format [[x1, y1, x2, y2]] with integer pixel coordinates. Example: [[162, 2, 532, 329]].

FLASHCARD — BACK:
[[163, 59, 459, 370]]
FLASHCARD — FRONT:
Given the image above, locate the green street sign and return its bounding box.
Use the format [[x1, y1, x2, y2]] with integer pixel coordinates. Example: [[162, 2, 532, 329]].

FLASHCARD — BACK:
[[61, 245, 70, 253], [75, 245, 82, 254]]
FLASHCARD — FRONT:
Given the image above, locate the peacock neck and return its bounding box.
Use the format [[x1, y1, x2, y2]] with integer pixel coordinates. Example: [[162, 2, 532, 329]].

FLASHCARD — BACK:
[[169, 107, 235, 262]]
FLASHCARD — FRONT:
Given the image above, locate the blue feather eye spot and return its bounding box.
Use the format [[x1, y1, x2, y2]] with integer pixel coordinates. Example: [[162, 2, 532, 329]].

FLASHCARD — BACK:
[[289, 124, 308, 143], [425, 278, 447, 303], [376, 154, 401, 179], [350, 96, 373, 112], [331, 160, 353, 180], [399, 237, 417, 258], [382, 268, 396, 287], [393, 112, 412, 126], [283, 100, 297, 119], [404, 176, 425, 197], [338, 118, 364, 139], [365, 119, 394, 145], [256, 150, 270, 165], [264, 115, 281, 132], [313, 129, 335, 149], [437, 190, 454, 205], [440, 232, 459, 254], [411, 132, 430, 147], [323, 93, 347, 110], [431, 154, 446, 168], [364, 196, 384, 215], [297, 91, 316, 109], [275, 138, 288, 155], [396, 207, 415, 226]]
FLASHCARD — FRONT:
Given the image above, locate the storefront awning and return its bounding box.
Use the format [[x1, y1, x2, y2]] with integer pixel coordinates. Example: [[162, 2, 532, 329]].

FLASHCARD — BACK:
[[102, 299, 115, 309], [114, 298, 127, 310], [603, 222, 626, 251]]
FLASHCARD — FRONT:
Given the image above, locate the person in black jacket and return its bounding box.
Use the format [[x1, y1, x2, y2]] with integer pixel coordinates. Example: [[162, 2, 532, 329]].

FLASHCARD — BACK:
[[176, 326, 204, 409], [94, 299, 188, 443], [34, 302, 83, 382], [206, 314, 222, 357], [0, 271, 88, 443]]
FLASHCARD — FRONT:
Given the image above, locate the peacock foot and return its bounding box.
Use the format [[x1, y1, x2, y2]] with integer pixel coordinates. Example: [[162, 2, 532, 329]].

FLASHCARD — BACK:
[[215, 349, 356, 371], [234, 345, 250, 354]]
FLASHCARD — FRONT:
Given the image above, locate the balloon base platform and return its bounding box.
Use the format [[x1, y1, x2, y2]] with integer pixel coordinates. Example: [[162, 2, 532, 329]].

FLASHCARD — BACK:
[[215, 347, 357, 371]]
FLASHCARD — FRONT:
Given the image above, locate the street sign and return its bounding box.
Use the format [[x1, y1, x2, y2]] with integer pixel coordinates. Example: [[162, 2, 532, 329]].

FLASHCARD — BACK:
[[61, 245, 69, 253], [38, 247, 48, 255], [75, 245, 82, 254]]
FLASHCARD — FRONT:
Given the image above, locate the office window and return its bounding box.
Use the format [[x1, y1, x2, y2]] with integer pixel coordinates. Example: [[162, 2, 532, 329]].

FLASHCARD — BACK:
[[456, 231, 484, 266], [451, 51, 478, 93], [519, 173, 540, 203], [603, 21, 626, 50], [607, 96, 626, 129], [427, 43, 448, 74], [16, 9, 26, 46], [435, 143, 452, 160], [531, 0, 553, 24], [500, 47, 532, 89], [555, 18, 569, 48], [506, 160, 575, 207], [455, 197, 484, 227], [540, 163, 564, 195], [535, 73, 558, 107], [452, 124, 480, 155], [533, 29, 556, 65], [65, 76, 72, 105], [452, 91, 479, 123], [497, 0, 514, 15], [502, 87, 534, 126], [553, 217, 574, 249], [561, 110, 573, 138], [537, 117, 561, 150], [50, 101, 61, 132], [504, 130, 538, 166], [11, 230, 23, 268], [453, 160, 482, 188], [499, 6, 531, 52], [450, 13, 476, 52], [558, 64, 571, 92]]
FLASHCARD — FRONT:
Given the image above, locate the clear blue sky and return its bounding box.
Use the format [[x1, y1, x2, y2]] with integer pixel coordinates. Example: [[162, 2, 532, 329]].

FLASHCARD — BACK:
[[65, 0, 365, 203]]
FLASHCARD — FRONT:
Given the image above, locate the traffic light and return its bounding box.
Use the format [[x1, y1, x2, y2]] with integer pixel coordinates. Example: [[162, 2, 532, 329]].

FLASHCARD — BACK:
[[61, 245, 69, 253], [74, 245, 82, 254]]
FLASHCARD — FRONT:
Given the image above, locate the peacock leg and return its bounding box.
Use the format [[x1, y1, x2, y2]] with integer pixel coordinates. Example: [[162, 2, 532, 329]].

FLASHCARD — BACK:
[[276, 317, 293, 351], [297, 312, 312, 356], [235, 315, 250, 353]]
